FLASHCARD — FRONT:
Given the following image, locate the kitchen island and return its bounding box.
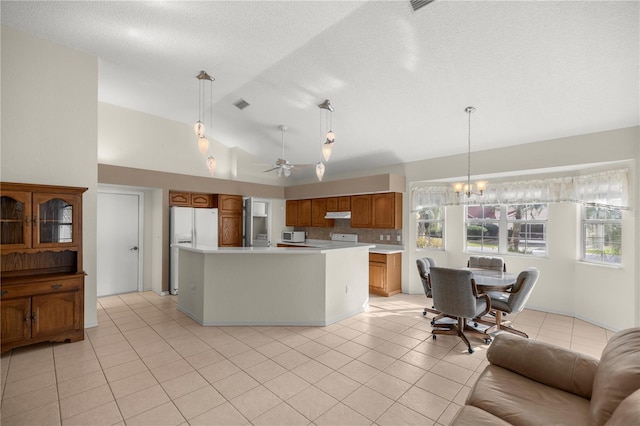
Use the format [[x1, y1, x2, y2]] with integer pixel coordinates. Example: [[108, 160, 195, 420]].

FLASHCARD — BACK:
[[175, 243, 374, 326]]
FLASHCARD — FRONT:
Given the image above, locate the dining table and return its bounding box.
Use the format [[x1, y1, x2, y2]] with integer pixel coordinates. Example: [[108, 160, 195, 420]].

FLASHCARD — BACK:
[[464, 268, 518, 292]]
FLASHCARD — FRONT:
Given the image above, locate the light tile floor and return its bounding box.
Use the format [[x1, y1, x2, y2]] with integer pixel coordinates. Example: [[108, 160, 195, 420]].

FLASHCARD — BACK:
[[1, 292, 614, 426]]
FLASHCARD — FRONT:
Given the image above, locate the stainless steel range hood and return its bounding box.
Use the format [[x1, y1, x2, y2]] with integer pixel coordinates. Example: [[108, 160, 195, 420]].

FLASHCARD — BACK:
[[324, 211, 351, 219]]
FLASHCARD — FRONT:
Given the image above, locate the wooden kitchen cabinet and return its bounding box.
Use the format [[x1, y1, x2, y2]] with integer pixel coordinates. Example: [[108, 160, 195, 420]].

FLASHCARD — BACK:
[[169, 191, 213, 208], [286, 200, 299, 226], [1, 182, 86, 353], [368, 252, 402, 297], [298, 199, 312, 227], [350, 195, 372, 228], [372, 192, 402, 229], [216, 194, 243, 247], [338, 196, 351, 211], [311, 198, 334, 227], [190, 193, 213, 208]]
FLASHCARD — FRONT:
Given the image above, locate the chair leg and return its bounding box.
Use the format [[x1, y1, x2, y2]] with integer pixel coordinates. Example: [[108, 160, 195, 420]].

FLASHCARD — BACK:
[[457, 318, 474, 353], [495, 310, 528, 338]]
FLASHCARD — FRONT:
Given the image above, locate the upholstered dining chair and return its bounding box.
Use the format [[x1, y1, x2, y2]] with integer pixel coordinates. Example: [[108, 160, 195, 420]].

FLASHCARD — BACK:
[[489, 267, 540, 338], [429, 267, 492, 353], [416, 257, 440, 320], [467, 255, 506, 272]]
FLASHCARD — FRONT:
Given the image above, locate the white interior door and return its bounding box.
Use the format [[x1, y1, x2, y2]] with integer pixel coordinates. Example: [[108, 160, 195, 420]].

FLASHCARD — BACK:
[[97, 191, 142, 296]]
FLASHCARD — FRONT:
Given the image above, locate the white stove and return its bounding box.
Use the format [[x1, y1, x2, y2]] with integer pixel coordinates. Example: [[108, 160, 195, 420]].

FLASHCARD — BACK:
[[331, 233, 358, 243]]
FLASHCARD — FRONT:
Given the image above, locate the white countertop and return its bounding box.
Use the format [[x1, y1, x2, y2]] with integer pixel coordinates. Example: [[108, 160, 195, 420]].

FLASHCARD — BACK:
[[172, 242, 375, 254], [279, 239, 405, 254]]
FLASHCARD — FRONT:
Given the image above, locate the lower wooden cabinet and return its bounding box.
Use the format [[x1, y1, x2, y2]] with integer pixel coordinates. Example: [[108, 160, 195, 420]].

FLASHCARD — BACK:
[[219, 214, 242, 247], [369, 253, 401, 297], [1, 274, 84, 353]]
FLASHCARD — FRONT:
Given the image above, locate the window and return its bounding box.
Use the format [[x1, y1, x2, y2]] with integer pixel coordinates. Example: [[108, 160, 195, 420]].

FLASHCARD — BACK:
[[466, 204, 548, 256], [465, 205, 500, 253], [416, 206, 444, 250], [506, 204, 548, 256], [582, 206, 622, 264]]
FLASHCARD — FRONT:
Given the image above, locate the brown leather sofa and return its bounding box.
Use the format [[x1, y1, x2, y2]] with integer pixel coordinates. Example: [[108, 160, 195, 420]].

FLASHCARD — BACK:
[[452, 328, 640, 425]]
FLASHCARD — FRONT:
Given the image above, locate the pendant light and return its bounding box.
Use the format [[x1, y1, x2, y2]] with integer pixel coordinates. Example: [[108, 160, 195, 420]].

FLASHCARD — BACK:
[[453, 106, 488, 197], [207, 156, 217, 176], [318, 99, 335, 161], [194, 70, 214, 157], [315, 162, 325, 181]]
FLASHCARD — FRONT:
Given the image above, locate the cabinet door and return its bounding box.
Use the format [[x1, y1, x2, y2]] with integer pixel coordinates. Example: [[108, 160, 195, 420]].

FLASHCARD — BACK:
[[190, 193, 213, 208], [32, 192, 80, 249], [372, 193, 401, 229], [311, 198, 333, 227], [31, 291, 81, 339], [326, 197, 338, 212], [351, 195, 371, 228], [369, 262, 386, 291], [0, 190, 33, 251], [169, 191, 191, 206], [285, 200, 299, 226], [218, 195, 243, 213], [219, 214, 242, 247], [0, 298, 31, 344], [298, 199, 312, 227], [337, 196, 351, 211]]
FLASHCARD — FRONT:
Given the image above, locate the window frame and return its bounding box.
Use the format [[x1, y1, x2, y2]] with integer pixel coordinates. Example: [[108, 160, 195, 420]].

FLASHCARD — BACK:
[[581, 205, 622, 265], [416, 205, 445, 251], [465, 203, 548, 257]]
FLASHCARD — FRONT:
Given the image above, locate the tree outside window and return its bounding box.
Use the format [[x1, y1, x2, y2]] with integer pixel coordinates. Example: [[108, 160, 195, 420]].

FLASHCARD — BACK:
[[583, 206, 622, 264], [416, 206, 444, 250]]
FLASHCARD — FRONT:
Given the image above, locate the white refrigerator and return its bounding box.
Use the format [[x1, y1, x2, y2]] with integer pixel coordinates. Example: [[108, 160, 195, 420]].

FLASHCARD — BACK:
[[170, 206, 218, 295]]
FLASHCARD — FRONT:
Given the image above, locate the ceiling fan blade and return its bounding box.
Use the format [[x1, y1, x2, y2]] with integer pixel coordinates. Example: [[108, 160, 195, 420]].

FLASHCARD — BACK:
[[263, 166, 279, 173]]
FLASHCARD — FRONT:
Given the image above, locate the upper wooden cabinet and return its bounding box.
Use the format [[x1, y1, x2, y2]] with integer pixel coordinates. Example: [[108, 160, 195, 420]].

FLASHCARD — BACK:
[[326, 196, 351, 212], [286, 200, 299, 226], [372, 192, 402, 229], [169, 191, 214, 208], [216, 194, 243, 247], [311, 198, 334, 227], [350, 195, 372, 228], [217, 194, 242, 213], [298, 199, 312, 227]]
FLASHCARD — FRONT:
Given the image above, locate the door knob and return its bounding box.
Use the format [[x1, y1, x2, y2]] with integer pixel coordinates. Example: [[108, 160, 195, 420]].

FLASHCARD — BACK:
[[130, 246, 138, 251]]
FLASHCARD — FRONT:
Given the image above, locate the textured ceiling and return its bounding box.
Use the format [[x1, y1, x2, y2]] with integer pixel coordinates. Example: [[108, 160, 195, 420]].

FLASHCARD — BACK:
[[2, 1, 638, 180]]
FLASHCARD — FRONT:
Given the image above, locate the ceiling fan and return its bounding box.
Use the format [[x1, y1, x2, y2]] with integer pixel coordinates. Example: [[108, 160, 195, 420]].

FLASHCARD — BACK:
[[263, 125, 311, 177]]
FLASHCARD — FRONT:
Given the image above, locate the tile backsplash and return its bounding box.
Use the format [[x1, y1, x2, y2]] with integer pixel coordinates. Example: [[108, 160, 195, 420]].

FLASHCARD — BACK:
[[295, 220, 403, 245]]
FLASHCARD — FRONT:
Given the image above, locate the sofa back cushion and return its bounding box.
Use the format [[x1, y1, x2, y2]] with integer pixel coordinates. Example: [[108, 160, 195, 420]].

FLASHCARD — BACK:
[[590, 328, 640, 426], [604, 389, 640, 426], [487, 332, 598, 399]]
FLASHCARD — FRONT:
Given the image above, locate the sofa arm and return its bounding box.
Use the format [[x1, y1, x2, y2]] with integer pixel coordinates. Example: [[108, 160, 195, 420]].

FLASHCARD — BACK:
[[487, 332, 598, 399]]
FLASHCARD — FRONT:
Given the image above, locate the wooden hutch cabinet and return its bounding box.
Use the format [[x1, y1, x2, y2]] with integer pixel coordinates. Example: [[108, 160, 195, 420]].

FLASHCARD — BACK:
[[1, 182, 86, 353]]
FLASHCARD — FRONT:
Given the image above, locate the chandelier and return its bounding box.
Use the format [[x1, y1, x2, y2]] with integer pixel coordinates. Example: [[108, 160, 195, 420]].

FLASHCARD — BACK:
[[453, 106, 487, 197]]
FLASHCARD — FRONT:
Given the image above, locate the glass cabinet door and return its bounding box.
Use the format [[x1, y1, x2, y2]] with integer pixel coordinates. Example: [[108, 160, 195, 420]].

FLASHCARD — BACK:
[[0, 191, 32, 250], [33, 192, 79, 248]]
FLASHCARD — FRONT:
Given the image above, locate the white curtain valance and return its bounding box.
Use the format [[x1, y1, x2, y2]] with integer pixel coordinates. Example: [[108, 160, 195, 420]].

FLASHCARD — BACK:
[[412, 169, 630, 209]]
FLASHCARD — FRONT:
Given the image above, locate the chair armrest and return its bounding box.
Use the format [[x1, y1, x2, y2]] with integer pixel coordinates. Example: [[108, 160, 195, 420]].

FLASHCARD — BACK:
[[487, 332, 598, 399]]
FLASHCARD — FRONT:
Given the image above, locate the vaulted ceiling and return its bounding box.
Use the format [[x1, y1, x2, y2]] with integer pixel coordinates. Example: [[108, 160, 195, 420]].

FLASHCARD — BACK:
[[2, 1, 638, 180]]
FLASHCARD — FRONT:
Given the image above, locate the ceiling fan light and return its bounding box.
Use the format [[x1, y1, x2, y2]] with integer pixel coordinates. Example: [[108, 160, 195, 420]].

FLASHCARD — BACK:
[[194, 121, 205, 138], [198, 136, 209, 155], [316, 162, 325, 181], [322, 141, 333, 161], [284, 168, 291, 177], [207, 156, 216, 176]]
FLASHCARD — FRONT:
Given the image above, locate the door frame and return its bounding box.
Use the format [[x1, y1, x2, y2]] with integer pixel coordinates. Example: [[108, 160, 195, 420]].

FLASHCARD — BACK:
[[97, 187, 145, 293]]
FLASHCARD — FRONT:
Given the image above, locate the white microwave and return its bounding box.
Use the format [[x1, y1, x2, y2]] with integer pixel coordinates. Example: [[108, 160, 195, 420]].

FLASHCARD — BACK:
[[282, 231, 305, 243]]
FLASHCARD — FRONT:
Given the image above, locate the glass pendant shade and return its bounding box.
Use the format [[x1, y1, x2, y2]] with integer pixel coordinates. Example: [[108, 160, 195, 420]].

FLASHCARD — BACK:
[[198, 137, 209, 155], [322, 141, 333, 162], [194, 121, 205, 138], [316, 162, 325, 181], [207, 156, 216, 176], [284, 168, 291, 177], [326, 130, 335, 143]]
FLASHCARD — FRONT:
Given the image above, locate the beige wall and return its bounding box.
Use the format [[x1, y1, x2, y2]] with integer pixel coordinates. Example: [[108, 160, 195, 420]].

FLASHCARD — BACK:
[[1, 27, 99, 327]]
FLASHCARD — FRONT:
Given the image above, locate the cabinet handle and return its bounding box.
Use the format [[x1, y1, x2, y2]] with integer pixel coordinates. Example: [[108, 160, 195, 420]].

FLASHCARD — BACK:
[[25, 217, 30, 226], [32, 313, 37, 321], [0, 290, 7, 296], [51, 284, 63, 289], [24, 315, 29, 322]]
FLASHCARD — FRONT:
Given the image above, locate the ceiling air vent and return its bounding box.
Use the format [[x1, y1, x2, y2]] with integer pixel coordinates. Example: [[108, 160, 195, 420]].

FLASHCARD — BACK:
[[233, 98, 250, 110], [410, 0, 435, 12]]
